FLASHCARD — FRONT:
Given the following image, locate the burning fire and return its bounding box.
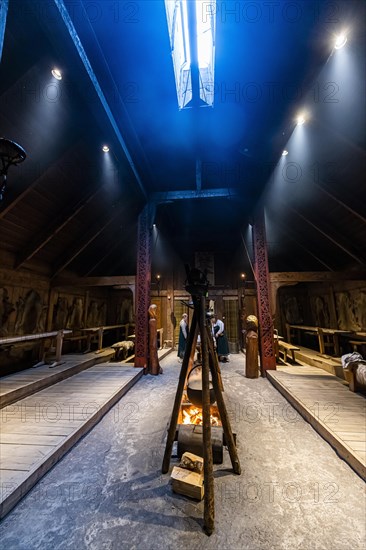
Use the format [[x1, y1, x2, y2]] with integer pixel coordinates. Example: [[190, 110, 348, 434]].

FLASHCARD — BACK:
[[182, 406, 220, 426]]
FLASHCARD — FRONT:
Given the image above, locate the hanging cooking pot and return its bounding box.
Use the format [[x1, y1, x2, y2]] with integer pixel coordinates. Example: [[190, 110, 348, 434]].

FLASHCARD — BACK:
[[187, 364, 216, 407]]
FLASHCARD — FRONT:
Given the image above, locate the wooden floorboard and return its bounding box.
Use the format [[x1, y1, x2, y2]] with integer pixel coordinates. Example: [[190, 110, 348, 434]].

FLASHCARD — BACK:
[[267, 364, 366, 481], [0, 363, 143, 519], [0, 350, 115, 408]]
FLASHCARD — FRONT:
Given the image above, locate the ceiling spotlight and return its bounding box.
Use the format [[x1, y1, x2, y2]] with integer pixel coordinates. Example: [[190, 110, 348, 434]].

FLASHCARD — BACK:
[[296, 114, 306, 125], [51, 68, 62, 80], [334, 33, 347, 50], [282, 150, 289, 156], [102, 145, 109, 153], [240, 273, 246, 280]]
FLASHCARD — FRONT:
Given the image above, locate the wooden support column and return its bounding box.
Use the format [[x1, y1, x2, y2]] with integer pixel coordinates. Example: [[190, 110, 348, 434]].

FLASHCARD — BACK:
[[253, 210, 276, 373], [135, 203, 154, 368]]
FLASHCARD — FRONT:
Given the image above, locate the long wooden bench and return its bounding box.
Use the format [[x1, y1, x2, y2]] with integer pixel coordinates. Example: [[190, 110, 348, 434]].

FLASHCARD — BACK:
[[278, 341, 300, 363], [349, 340, 366, 353], [0, 330, 72, 363]]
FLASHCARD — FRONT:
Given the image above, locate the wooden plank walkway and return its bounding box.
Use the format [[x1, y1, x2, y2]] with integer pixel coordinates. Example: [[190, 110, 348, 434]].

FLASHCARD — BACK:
[[0, 363, 143, 518], [0, 350, 115, 408], [267, 364, 366, 480]]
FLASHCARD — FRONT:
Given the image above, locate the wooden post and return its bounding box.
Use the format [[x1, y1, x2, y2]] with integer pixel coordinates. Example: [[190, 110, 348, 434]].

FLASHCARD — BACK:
[[97, 328, 103, 350], [253, 210, 276, 373], [207, 326, 241, 475], [135, 204, 154, 369], [55, 330, 64, 362], [162, 312, 198, 473], [198, 294, 215, 536], [245, 332, 259, 378]]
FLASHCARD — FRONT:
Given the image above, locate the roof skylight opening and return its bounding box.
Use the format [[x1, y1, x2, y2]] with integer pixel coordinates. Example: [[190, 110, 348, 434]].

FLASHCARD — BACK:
[[51, 68, 62, 80], [334, 33, 347, 50], [165, 0, 216, 109]]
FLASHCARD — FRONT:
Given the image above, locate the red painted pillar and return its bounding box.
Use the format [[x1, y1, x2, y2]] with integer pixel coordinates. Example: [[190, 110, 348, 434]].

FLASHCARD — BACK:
[[134, 203, 153, 369], [253, 210, 276, 373]]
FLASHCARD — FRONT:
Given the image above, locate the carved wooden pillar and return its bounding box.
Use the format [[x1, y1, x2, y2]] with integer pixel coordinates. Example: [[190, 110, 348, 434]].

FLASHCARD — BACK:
[[253, 210, 276, 373], [134, 203, 154, 368]]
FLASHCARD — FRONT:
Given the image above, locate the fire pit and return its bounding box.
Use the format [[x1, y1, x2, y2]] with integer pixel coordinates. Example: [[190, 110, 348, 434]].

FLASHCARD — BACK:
[[177, 401, 224, 464]]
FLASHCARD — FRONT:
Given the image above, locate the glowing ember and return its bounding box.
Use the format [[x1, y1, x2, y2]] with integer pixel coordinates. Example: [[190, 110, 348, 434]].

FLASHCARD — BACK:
[[182, 406, 220, 426]]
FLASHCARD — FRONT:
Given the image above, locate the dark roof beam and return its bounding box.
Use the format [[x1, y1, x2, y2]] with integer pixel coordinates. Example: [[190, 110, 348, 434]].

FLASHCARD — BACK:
[[52, 0, 147, 201], [288, 205, 366, 266], [51, 206, 123, 279], [266, 212, 334, 271], [151, 188, 239, 202], [15, 184, 105, 269], [314, 182, 366, 226]]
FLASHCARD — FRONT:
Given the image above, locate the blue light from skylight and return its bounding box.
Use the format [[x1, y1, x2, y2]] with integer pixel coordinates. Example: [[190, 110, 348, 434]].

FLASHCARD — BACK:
[[165, 0, 216, 109]]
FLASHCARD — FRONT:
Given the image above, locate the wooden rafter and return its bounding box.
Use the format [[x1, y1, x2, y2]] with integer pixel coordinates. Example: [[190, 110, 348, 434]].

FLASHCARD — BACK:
[[15, 184, 105, 269], [270, 214, 334, 271], [51, 206, 123, 279], [288, 205, 366, 266], [314, 182, 366, 226]]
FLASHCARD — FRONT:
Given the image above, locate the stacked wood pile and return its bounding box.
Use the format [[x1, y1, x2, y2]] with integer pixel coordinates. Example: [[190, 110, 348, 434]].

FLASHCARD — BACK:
[[171, 452, 204, 500]]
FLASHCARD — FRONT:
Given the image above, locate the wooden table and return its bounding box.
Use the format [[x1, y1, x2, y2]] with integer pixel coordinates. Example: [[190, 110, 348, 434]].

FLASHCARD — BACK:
[[80, 324, 127, 351], [273, 334, 284, 360], [286, 324, 351, 356]]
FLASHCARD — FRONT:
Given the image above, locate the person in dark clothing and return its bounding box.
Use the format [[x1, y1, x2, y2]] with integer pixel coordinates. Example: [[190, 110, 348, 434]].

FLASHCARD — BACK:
[[212, 316, 230, 362], [178, 313, 189, 360]]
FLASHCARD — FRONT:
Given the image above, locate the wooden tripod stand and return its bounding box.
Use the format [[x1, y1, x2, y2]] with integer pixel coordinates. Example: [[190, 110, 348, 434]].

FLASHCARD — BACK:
[[162, 278, 241, 535]]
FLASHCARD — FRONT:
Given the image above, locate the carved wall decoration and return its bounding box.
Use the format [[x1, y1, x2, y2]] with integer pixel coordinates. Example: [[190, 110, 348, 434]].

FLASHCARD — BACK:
[[53, 297, 69, 330], [14, 289, 45, 334], [355, 291, 366, 330], [310, 295, 330, 328], [121, 298, 133, 324], [0, 287, 15, 335], [67, 298, 84, 329], [283, 295, 304, 325], [87, 301, 99, 327], [335, 290, 365, 331], [97, 302, 107, 326]]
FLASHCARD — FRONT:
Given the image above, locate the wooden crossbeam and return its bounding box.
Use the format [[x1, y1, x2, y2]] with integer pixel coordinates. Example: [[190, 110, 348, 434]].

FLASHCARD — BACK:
[[150, 188, 239, 202]]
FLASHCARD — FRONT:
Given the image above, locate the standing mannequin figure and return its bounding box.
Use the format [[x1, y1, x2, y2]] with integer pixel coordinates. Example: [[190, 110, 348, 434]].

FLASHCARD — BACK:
[[178, 313, 189, 361], [212, 316, 230, 362]]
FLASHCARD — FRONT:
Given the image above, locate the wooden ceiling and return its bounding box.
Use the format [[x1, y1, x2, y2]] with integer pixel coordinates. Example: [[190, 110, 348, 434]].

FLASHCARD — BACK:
[[1, 0, 365, 281]]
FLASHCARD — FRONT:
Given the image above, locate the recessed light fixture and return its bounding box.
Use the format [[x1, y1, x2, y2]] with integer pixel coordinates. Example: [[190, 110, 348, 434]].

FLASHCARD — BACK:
[[102, 145, 109, 153], [334, 33, 347, 49], [51, 68, 62, 80], [282, 150, 289, 156], [296, 114, 306, 125]]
